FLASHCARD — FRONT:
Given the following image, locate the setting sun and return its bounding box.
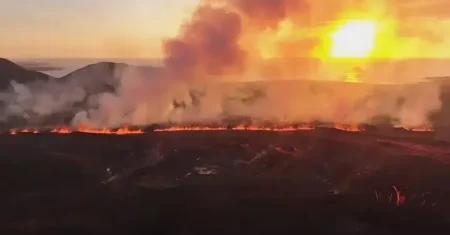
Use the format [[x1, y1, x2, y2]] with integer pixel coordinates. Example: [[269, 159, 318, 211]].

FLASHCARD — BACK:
[[330, 20, 377, 59]]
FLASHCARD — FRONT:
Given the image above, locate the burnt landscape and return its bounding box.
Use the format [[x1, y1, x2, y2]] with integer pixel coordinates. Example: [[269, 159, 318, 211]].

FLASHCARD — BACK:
[[1, 57, 450, 233], [1, 127, 450, 234]]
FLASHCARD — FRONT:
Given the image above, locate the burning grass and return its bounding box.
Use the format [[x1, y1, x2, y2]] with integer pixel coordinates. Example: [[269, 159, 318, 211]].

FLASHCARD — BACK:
[[5, 123, 435, 135], [1, 121, 449, 232], [9, 127, 144, 135]]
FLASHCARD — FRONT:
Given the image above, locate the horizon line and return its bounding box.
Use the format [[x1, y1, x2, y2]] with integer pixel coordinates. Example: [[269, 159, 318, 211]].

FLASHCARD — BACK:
[[8, 57, 164, 60], [7, 57, 450, 62]]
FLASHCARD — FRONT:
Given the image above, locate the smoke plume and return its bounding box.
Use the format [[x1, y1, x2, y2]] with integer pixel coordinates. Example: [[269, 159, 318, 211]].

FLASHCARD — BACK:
[[1, 0, 449, 129], [164, 5, 246, 80]]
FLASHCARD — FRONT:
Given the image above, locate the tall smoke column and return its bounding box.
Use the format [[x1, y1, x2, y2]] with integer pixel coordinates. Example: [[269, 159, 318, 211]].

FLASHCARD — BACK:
[[163, 5, 246, 81], [162, 0, 315, 81], [160, 2, 251, 124]]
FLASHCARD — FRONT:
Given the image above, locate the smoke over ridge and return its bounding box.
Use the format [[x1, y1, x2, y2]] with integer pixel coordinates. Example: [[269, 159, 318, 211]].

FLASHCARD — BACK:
[[1, 0, 449, 128]]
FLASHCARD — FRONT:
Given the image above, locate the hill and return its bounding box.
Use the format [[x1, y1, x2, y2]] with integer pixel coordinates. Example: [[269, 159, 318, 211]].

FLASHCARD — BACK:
[[60, 61, 166, 94], [0, 58, 53, 90]]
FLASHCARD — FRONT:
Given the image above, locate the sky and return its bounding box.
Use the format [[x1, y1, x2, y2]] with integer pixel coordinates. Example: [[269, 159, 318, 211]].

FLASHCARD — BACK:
[[2, 0, 450, 60], [0, 0, 199, 58]]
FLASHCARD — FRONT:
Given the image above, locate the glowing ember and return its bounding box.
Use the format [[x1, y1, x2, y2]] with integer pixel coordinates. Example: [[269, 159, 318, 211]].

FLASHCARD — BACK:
[[393, 125, 434, 132], [51, 128, 73, 134], [392, 186, 406, 206], [408, 126, 434, 132], [333, 124, 363, 132], [9, 129, 39, 135], [375, 186, 407, 206]]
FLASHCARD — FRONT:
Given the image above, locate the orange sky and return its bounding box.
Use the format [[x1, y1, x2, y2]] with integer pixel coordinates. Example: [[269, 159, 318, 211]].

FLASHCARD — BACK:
[[0, 0, 199, 58], [2, 0, 450, 59]]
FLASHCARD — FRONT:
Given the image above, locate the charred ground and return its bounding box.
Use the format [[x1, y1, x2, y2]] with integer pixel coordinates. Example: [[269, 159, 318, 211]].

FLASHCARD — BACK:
[[1, 128, 450, 233]]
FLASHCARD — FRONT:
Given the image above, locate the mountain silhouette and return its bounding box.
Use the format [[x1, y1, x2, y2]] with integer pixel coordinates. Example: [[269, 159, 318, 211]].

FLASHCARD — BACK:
[[0, 58, 53, 90]]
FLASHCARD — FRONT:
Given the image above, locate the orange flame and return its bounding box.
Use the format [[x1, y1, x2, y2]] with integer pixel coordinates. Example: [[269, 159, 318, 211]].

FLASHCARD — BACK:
[[153, 124, 432, 133], [7, 124, 434, 135], [393, 125, 435, 132], [77, 127, 144, 135], [333, 124, 363, 132], [154, 125, 315, 132], [50, 127, 73, 134], [408, 126, 434, 132], [154, 126, 228, 132], [9, 129, 39, 135], [10, 127, 144, 135]]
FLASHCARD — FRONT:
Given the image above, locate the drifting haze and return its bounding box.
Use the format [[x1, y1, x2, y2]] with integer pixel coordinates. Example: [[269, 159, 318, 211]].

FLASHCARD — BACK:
[[1, 0, 449, 128]]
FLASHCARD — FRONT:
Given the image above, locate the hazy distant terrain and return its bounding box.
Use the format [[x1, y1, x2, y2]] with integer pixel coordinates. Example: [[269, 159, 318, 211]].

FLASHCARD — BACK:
[[10, 58, 450, 82], [11, 58, 163, 77], [1, 58, 450, 138]]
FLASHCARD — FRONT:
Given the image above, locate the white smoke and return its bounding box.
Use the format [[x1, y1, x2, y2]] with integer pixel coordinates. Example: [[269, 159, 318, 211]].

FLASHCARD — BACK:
[[0, 80, 87, 121], [0, 60, 444, 129]]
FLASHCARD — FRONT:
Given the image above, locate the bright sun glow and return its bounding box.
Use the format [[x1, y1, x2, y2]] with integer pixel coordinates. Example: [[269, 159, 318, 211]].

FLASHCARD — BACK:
[[330, 20, 377, 58]]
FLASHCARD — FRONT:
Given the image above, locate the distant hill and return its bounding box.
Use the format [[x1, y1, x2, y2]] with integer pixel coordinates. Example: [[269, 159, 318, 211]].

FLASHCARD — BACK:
[[0, 58, 53, 90], [29, 62, 166, 127], [60, 62, 128, 94], [15, 61, 63, 72], [60, 61, 166, 94], [0, 58, 165, 97]]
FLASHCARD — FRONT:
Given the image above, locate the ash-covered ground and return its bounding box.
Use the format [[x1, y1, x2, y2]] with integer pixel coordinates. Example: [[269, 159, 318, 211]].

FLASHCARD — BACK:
[[1, 128, 450, 234]]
